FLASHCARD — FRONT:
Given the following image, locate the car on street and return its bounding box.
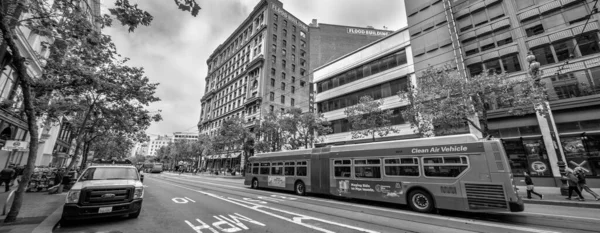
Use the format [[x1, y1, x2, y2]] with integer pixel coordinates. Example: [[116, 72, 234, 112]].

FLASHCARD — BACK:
[[61, 163, 144, 222]]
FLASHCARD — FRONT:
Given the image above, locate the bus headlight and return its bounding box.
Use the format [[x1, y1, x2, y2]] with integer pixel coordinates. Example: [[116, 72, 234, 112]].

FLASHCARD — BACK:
[[66, 190, 81, 204], [134, 187, 144, 199]]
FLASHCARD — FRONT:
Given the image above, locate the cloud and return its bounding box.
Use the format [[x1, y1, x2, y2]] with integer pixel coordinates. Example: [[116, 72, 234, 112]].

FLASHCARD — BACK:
[[105, 0, 405, 137]]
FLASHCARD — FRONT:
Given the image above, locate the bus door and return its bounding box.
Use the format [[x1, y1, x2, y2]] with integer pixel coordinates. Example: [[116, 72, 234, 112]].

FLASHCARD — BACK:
[[310, 153, 330, 194]]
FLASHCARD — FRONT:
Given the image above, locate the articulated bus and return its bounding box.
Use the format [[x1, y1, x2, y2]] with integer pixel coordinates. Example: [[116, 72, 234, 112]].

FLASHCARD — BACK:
[[151, 163, 163, 173], [244, 134, 524, 213]]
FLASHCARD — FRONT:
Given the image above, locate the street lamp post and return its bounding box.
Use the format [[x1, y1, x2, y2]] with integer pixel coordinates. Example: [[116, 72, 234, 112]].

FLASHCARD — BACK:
[[526, 52, 568, 195]]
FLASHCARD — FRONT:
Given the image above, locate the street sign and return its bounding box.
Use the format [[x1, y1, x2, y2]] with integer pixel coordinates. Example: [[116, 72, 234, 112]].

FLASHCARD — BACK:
[[2, 140, 29, 151]]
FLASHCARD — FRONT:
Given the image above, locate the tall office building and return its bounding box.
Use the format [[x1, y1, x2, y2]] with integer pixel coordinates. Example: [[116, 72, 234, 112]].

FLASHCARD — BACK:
[[313, 29, 413, 145], [405, 0, 600, 187], [198, 0, 311, 136]]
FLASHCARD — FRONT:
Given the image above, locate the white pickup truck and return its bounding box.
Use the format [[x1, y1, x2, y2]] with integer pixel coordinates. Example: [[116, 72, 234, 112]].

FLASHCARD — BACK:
[[61, 164, 144, 221]]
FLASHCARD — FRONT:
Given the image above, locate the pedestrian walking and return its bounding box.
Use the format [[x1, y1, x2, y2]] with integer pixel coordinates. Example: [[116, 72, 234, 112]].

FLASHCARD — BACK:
[[575, 167, 599, 201], [564, 168, 585, 201], [523, 172, 543, 199], [1, 165, 15, 192]]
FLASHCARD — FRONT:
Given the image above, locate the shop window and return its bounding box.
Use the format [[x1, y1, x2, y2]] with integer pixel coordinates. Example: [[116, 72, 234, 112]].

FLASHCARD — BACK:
[[576, 33, 600, 56], [501, 54, 522, 73], [423, 156, 468, 177], [562, 137, 597, 176], [532, 45, 556, 65], [525, 24, 544, 37], [553, 39, 576, 62], [563, 5, 589, 25], [485, 59, 502, 75], [590, 67, 600, 92]]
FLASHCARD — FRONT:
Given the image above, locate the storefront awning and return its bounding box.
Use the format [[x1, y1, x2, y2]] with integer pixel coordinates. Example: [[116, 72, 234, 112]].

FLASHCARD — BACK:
[[206, 152, 242, 160]]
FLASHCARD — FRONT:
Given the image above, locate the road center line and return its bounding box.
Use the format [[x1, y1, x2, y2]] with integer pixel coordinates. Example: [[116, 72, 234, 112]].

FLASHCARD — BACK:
[[153, 175, 560, 233]]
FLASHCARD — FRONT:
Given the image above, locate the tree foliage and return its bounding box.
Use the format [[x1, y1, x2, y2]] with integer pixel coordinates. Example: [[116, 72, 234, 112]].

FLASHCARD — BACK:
[[399, 66, 549, 138], [0, 0, 201, 223], [279, 107, 332, 149], [344, 96, 399, 141]]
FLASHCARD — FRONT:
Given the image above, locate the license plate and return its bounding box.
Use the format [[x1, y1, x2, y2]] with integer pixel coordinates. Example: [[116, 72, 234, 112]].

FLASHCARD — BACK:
[[98, 207, 112, 213]]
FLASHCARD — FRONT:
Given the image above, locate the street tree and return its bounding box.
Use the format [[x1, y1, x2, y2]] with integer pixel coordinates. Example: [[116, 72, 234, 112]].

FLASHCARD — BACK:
[[399, 66, 549, 138], [280, 107, 332, 149], [344, 96, 399, 142], [214, 117, 254, 162], [255, 111, 285, 153], [0, 0, 201, 223]]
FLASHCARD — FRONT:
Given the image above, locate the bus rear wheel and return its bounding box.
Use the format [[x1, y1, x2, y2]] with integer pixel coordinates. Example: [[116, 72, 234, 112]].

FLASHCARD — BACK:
[[408, 190, 435, 213], [251, 178, 259, 189], [294, 181, 305, 196]]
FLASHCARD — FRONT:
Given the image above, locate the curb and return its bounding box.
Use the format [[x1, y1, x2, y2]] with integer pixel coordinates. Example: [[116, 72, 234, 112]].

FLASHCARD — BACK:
[[523, 199, 600, 209], [32, 204, 63, 233]]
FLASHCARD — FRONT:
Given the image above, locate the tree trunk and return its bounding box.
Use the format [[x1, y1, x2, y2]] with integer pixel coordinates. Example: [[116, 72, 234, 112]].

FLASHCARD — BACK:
[[1, 14, 40, 223], [80, 140, 92, 170], [66, 102, 96, 171], [477, 93, 490, 137]]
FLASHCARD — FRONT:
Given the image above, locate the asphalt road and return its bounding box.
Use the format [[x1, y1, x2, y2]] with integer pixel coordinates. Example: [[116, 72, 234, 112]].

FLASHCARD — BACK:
[[54, 172, 600, 233]]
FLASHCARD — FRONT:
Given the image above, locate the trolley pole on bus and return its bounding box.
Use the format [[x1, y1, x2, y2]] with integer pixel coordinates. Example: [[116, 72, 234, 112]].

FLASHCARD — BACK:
[[526, 52, 568, 195]]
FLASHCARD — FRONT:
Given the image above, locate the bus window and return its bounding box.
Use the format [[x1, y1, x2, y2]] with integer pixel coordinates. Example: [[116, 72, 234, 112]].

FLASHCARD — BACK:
[[423, 156, 469, 178], [252, 163, 259, 174], [297, 161, 307, 176], [334, 159, 351, 178], [260, 162, 270, 175], [385, 157, 419, 177], [271, 162, 283, 175], [354, 159, 381, 179], [284, 162, 295, 176]]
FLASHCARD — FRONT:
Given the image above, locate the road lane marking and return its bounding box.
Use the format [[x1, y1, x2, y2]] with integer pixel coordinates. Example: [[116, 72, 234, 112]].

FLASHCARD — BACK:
[[185, 213, 265, 233], [154, 178, 379, 233], [520, 212, 600, 221], [185, 197, 196, 203], [155, 174, 561, 233]]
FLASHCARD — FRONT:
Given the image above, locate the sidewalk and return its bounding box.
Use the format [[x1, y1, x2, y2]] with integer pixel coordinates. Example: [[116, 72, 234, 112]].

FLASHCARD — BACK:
[[0, 189, 65, 233], [517, 185, 600, 209]]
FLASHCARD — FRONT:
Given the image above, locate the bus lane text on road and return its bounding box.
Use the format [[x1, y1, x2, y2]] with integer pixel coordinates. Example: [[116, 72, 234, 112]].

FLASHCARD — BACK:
[[185, 213, 265, 233]]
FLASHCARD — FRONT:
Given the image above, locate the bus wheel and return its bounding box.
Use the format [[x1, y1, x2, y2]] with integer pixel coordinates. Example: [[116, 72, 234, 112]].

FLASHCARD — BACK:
[[408, 190, 435, 213], [251, 178, 259, 189], [294, 181, 306, 196]]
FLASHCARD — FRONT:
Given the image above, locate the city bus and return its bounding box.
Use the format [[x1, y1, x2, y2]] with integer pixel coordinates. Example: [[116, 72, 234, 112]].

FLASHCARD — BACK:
[[244, 134, 523, 213], [151, 163, 163, 173]]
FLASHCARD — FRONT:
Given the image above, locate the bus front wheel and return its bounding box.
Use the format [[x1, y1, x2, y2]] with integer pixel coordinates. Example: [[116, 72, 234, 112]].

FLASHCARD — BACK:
[[294, 181, 305, 196], [251, 179, 259, 189], [408, 190, 435, 213]]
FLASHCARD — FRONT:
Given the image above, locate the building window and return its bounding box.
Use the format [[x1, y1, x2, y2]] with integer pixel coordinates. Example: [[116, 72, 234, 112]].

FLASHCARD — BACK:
[[480, 40, 496, 52], [495, 29, 513, 46], [576, 33, 600, 56], [553, 39, 576, 62], [270, 92, 274, 101], [271, 55, 276, 64], [291, 54, 296, 62], [273, 34, 277, 42], [291, 76, 296, 83], [500, 54, 522, 73], [273, 14, 278, 21], [271, 68, 276, 76], [465, 48, 479, 56], [292, 25, 296, 32], [564, 5, 589, 25], [270, 105, 274, 112], [301, 50, 306, 57], [283, 20, 287, 27], [281, 82, 286, 91], [283, 29, 287, 37], [271, 78, 275, 87], [273, 23, 278, 31], [291, 86, 295, 94], [300, 69, 306, 76], [300, 31, 306, 38], [282, 60, 286, 68], [291, 64, 296, 72], [300, 40, 306, 47], [525, 24, 544, 37], [292, 35, 296, 42], [282, 40, 287, 47], [281, 72, 286, 80], [532, 45, 555, 65], [485, 59, 502, 75], [457, 16, 472, 32], [291, 98, 295, 106], [281, 95, 285, 104], [271, 44, 276, 53], [467, 63, 483, 77], [291, 45, 296, 52], [282, 49, 286, 56]]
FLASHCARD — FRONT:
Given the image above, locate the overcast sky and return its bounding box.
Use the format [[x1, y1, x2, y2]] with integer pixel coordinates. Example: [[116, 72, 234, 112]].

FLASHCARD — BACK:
[[103, 0, 407, 137]]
